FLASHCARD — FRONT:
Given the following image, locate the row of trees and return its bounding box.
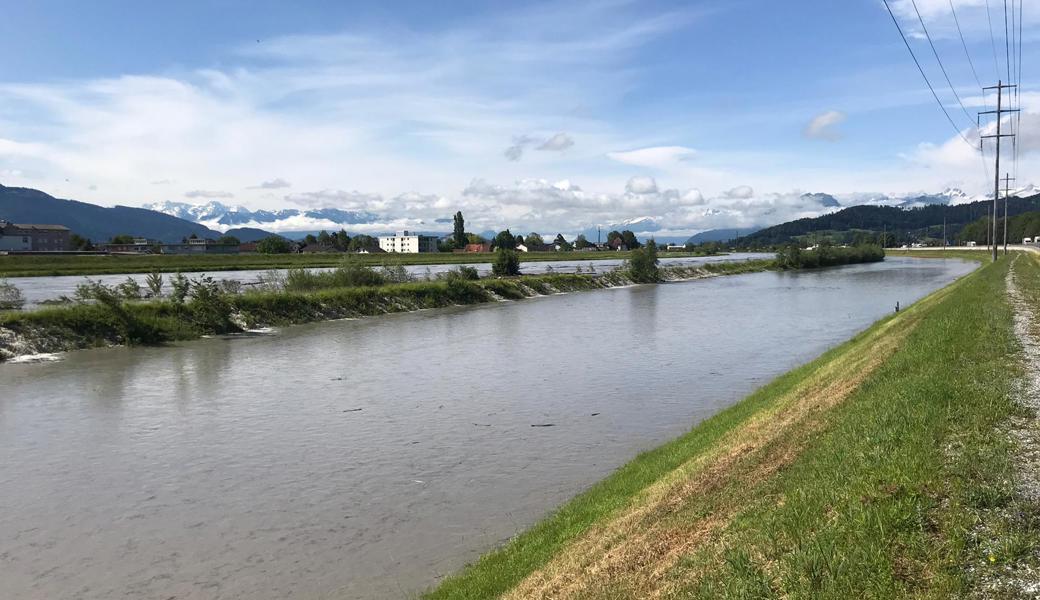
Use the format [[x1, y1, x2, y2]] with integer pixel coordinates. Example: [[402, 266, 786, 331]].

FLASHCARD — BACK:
[[301, 230, 378, 252]]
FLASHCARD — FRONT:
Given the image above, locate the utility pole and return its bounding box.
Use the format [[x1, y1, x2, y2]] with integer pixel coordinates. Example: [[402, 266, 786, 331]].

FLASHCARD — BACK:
[[979, 81, 1019, 262], [942, 208, 947, 251], [597, 226, 601, 247], [1002, 173, 1015, 255]]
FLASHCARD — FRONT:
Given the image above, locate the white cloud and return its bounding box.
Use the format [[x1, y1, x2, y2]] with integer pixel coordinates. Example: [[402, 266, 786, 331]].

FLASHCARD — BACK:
[[722, 185, 754, 199], [804, 110, 846, 141], [537, 132, 574, 151], [625, 175, 659, 194], [185, 189, 234, 199], [607, 145, 696, 168], [252, 178, 291, 189]]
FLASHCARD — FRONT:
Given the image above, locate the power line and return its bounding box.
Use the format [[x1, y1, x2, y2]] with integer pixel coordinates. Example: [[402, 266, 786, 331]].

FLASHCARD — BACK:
[[948, 0, 984, 90], [1004, 0, 1012, 84], [909, 0, 976, 123], [881, 0, 976, 148], [986, 0, 1002, 78]]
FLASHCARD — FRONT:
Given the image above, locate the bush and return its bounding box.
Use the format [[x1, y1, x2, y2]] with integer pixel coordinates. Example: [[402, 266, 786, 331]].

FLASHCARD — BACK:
[[186, 276, 238, 334], [116, 277, 142, 300], [170, 273, 190, 304], [0, 279, 25, 311], [627, 240, 660, 283], [439, 266, 480, 282], [256, 236, 292, 254], [283, 258, 387, 292], [70, 280, 167, 344], [145, 271, 164, 297], [492, 249, 521, 276]]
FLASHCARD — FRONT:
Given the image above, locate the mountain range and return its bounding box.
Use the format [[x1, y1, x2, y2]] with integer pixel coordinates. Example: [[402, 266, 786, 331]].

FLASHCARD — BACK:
[[142, 200, 379, 231], [3, 182, 1039, 246]]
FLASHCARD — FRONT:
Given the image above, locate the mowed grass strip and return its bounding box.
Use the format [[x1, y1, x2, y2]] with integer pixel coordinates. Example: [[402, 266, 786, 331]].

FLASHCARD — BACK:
[[428, 256, 1040, 599]]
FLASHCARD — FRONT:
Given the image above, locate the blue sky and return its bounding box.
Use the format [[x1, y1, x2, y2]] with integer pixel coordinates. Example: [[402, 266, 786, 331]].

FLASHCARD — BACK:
[[0, 0, 1036, 235]]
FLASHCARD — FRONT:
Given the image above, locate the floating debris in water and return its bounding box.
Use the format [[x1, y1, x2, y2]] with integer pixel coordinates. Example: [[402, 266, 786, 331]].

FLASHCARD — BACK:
[[343, 408, 363, 413], [531, 423, 555, 427]]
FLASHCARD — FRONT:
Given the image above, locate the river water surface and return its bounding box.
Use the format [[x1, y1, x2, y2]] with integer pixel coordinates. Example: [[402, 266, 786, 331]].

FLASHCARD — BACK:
[[0, 257, 975, 599]]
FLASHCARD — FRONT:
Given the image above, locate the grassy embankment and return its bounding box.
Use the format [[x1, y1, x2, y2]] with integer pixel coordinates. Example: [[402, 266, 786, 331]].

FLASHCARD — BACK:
[[0, 260, 773, 361], [0, 250, 710, 278], [427, 253, 1040, 599]]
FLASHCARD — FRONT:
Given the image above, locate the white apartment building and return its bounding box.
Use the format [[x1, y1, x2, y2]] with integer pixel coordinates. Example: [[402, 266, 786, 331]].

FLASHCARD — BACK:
[[378, 230, 439, 253]]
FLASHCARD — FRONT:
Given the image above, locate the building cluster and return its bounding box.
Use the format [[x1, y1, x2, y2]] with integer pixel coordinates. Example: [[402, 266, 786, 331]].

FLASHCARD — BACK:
[[101, 237, 241, 255], [377, 231, 439, 253], [0, 220, 71, 252]]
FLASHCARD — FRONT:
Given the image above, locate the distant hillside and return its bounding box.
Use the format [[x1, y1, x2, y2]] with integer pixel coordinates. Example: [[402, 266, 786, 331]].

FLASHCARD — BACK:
[[686, 227, 761, 244], [733, 195, 1040, 247], [223, 227, 283, 242], [0, 184, 222, 242], [960, 209, 1040, 244]]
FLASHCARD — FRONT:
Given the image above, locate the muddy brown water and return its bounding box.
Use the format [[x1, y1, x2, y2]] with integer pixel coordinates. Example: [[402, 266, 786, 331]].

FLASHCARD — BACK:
[[0, 256, 975, 599]]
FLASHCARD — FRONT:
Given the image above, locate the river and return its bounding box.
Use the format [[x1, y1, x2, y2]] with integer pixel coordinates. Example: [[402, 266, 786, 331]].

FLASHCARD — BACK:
[[0, 256, 975, 599], [6, 253, 772, 309]]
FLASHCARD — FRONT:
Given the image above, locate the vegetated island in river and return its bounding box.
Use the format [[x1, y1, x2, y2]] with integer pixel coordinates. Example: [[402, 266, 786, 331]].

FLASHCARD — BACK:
[[426, 249, 1040, 599], [0, 248, 715, 278], [0, 244, 882, 362]]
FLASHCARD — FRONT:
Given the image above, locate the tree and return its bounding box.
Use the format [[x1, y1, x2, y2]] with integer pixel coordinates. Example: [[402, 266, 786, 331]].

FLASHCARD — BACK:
[[303, 234, 318, 246], [494, 229, 517, 250], [525, 233, 544, 247], [70, 234, 94, 251], [256, 236, 292, 254], [110, 234, 134, 245], [627, 239, 659, 282], [348, 234, 377, 251], [574, 234, 590, 249], [453, 211, 466, 247], [217, 235, 240, 246], [317, 230, 332, 247], [492, 248, 521, 276], [606, 230, 623, 245], [621, 230, 641, 249], [335, 229, 351, 250], [465, 233, 486, 245]]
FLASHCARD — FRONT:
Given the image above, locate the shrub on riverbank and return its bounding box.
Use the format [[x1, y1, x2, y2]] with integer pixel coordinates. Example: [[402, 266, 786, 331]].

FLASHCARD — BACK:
[[0, 278, 25, 311], [626, 240, 660, 283], [492, 249, 521, 276], [775, 243, 884, 269]]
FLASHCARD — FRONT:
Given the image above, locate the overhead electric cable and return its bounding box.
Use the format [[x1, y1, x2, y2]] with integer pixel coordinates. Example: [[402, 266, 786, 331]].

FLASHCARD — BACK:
[[949, 0, 985, 90], [882, 0, 977, 148], [1005, 0, 1013, 84], [986, 0, 1003, 78], [910, 0, 977, 123]]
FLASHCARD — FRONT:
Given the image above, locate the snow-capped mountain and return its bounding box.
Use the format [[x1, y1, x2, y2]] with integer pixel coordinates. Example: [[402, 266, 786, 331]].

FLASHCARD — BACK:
[[143, 200, 380, 232]]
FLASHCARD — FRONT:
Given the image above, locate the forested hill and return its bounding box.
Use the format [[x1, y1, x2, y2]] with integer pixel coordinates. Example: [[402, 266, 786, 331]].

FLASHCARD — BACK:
[[960, 209, 1040, 244], [0, 184, 222, 242], [733, 194, 1040, 247]]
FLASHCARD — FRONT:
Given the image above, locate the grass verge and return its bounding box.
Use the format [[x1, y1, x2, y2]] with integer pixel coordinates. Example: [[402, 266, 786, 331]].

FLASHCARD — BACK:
[[426, 254, 1040, 599]]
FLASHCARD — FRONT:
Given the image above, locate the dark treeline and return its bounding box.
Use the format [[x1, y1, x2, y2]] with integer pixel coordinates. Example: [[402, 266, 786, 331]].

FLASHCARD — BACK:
[[775, 244, 885, 270], [733, 195, 1040, 248], [958, 209, 1040, 245]]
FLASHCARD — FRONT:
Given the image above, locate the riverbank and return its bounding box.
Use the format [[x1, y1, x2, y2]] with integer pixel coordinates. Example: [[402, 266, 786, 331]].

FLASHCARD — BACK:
[[0, 260, 773, 362], [427, 253, 1040, 598], [0, 249, 713, 278]]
